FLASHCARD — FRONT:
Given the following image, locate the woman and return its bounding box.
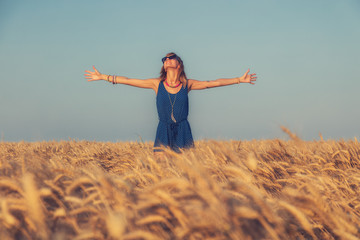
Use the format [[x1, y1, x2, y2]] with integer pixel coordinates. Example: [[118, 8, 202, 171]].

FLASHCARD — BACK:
[[84, 52, 256, 152]]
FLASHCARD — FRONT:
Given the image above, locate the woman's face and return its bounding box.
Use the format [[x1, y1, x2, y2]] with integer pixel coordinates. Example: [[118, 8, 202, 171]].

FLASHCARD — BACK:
[[163, 55, 180, 71]]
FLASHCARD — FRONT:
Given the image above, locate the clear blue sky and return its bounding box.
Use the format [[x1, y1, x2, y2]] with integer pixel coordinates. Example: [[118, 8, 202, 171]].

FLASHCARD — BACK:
[[1, 0, 359, 142]]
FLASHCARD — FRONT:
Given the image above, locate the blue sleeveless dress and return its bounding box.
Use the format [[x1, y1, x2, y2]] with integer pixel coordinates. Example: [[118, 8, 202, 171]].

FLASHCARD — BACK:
[[154, 81, 194, 152]]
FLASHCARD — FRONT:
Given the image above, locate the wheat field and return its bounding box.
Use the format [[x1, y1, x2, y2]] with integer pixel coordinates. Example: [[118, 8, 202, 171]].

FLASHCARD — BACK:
[[0, 129, 359, 240]]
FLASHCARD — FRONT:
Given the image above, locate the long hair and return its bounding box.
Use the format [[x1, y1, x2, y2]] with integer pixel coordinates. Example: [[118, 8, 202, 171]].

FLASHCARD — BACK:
[[160, 52, 187, 88]]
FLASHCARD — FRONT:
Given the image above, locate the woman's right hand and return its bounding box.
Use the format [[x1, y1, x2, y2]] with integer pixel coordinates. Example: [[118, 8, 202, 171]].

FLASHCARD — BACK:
[[84, 66, 105, 81]]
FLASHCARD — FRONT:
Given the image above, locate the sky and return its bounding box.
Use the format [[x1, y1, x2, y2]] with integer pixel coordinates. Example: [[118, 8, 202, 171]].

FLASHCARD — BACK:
[[1, 0, 359, 142]]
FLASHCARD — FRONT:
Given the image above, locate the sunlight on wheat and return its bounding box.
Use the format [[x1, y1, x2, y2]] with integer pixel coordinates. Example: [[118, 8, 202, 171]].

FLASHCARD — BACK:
[[0, 131, 359, 239]]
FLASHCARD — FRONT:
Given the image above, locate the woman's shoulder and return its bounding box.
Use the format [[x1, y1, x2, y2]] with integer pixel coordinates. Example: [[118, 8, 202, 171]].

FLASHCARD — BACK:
[[152, 78, 161, 85], [145, 78, 161, 87], [187, 79, 197, 90], [150, 78, 161, 94]]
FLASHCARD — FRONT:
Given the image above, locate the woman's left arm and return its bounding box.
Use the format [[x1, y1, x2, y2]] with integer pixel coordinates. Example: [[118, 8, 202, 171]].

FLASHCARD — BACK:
[[188, 69, 256, 91]]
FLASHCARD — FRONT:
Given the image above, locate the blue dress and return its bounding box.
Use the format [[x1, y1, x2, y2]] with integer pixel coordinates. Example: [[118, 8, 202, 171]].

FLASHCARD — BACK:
[[154, 81, 194, 152]]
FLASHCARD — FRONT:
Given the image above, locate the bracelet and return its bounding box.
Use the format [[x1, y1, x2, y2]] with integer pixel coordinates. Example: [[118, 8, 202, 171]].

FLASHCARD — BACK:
[[112, 75, 116, 84], [107, 75, 111, 82]]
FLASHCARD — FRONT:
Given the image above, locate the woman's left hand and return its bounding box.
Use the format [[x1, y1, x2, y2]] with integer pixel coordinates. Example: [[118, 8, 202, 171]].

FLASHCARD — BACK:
[[239, 69, 257, 85]]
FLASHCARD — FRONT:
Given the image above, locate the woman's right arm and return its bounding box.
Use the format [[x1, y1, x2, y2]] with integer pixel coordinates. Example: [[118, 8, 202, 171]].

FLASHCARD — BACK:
[[84, 66, 159, 92]]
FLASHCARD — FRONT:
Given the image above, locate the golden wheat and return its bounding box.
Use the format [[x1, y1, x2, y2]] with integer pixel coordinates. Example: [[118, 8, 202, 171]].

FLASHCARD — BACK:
[[0, 131, 359, 239]]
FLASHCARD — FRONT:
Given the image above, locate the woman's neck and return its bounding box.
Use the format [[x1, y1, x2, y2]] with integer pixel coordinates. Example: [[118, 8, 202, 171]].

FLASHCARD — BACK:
[[166, 70, 179, 84]]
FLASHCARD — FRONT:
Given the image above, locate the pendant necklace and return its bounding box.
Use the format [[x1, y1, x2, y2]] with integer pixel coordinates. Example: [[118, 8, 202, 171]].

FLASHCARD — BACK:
[[167, 92, 177, 123]]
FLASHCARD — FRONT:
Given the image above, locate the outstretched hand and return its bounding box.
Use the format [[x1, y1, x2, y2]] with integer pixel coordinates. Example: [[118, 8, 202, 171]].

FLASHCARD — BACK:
[[239, 69, 257, 85], [84, 66, 103, 81]]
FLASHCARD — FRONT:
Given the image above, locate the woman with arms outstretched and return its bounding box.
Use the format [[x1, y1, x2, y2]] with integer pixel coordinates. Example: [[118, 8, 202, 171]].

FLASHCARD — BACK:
[[85, 52, 256, 153]]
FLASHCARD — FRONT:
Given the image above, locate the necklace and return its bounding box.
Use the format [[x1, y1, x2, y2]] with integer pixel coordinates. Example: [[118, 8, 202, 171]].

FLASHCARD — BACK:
[[165, 80, 181, 88], [167, 92, 177, 123]]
